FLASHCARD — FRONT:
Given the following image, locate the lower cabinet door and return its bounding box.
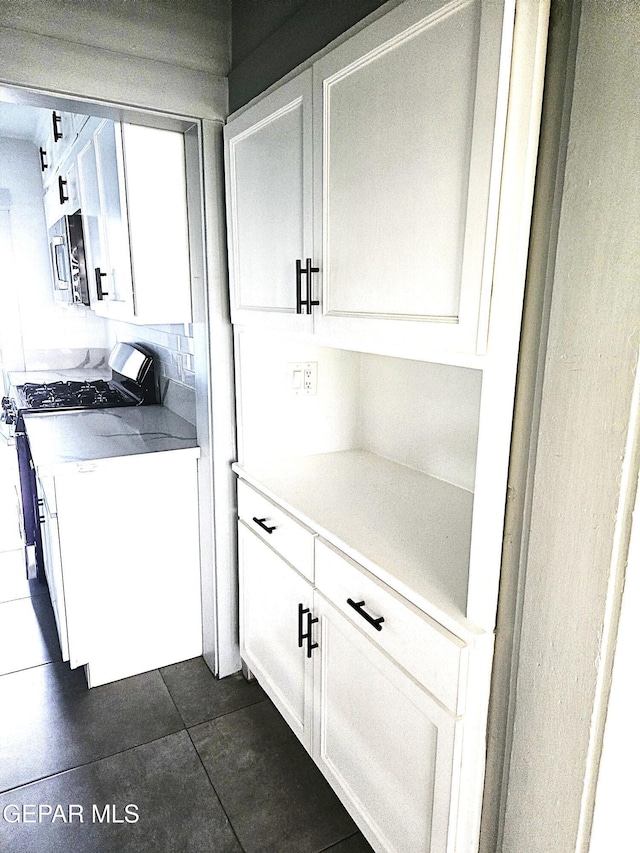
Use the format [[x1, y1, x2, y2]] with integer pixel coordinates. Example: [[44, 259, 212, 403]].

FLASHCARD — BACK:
[[239, 521, 315, 751], [39, 510, 69, 663], [313, 594, 462, 853]]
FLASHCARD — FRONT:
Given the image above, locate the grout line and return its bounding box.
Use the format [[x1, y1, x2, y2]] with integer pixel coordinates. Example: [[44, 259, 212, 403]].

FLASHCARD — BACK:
[[316, 833, 369, 853], [185, 725, 247, 853], [157, 665, 189, 730], [0, 725, 187, 797]]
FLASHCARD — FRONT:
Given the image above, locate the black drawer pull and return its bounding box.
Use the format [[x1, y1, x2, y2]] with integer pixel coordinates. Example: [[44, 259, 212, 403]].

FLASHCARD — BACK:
[[347, 598, 384, 631], [39, 147, 48, 171], [252, 516, 276, 534]]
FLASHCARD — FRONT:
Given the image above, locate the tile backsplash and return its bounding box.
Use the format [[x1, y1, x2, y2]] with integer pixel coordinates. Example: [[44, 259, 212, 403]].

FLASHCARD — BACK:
[[110, 320, 196, 424]]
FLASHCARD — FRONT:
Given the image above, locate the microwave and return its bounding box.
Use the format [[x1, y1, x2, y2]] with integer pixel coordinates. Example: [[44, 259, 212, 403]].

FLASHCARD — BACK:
[[48, 211, 89, 305]]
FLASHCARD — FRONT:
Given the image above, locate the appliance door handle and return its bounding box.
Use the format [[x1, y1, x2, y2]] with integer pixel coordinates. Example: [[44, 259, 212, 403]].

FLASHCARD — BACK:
[[347, 598, 385, 631], [95, 267, 109, 300], [252, 516, 276, 534], [58, 175, 69, 204], [51, 236, 66, 285]]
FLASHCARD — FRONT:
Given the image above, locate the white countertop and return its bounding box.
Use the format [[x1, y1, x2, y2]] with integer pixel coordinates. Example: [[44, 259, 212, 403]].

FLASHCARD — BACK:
[[23, 406, 199, 475], [233, 451, 479, 640]]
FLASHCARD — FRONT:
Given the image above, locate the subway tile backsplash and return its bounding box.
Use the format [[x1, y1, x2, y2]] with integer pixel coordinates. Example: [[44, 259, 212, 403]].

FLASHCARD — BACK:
[[110, 321, 197, 423]]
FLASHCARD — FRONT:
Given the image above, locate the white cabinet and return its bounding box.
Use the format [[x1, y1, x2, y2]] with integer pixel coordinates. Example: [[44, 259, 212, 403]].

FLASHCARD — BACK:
[[36, 450, 203, 687], [121, 123, 192, 324], [238, 521, 315, 749], [75, 120, 192, 323], [312, 0, 507, 357], [236, 477, 475, 852], [225, 70, 314, 333], [225, 0, 510, 360], [36, 475, 69, 663], [77, 120, 133, 312], [314, 594, 461, 853]]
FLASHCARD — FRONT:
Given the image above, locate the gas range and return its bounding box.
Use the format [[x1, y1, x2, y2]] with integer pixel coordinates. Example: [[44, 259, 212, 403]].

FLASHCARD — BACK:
[[2, 343, 156, 432], [14, 378, 136, 411], [2, 343, 156, 582]]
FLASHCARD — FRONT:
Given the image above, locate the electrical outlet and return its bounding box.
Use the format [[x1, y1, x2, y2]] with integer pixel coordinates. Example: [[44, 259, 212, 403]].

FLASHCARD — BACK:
[[288, 362, 317, 396]]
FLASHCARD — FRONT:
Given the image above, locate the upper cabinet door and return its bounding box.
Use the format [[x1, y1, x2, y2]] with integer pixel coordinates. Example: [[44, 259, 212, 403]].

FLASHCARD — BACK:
[[313, 0, 509, 358], [225, 70, 314, 333], [120, 123, 192, 324]]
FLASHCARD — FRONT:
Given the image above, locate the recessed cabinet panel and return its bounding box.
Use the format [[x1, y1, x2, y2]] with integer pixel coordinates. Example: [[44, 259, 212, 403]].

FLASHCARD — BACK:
[[239, 522, 314, 749], [121, 123, 192, 323], [322, 6, 480, 319], [314, 595, 460, 853], [95, 121, 133, 310], [313, 0, 508, 356], [225, 70, 314, 332]]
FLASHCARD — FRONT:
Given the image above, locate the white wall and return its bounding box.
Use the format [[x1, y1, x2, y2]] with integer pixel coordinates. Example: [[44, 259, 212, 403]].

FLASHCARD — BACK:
[[0, 0, 230, 120], [0, 137, 109, 371], [499, 2, 640, 850]]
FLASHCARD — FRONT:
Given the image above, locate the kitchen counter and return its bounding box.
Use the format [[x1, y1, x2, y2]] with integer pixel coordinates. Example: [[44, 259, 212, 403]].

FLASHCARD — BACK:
[[23, 405, 199, 476]]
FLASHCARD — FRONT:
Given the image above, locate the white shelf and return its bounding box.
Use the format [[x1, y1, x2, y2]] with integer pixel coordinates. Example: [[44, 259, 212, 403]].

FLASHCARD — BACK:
[[233, 450, 477, 638]]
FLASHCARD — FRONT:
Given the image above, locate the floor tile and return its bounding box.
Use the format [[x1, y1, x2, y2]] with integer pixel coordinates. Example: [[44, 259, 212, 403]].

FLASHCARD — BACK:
[[191, 699, 357, 853], [0, 549, 45, 603], [0, 664, 184, 792], [0, 730, 243, 853], [0, 593, 61, 675], [160, 656, 266, 727], [322, 832, 376, 852]]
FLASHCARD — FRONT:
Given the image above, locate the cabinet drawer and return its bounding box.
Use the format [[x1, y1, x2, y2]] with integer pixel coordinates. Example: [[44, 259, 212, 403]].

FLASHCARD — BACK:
[[237, 479, 315, 581], [315, 538, 467, 714]]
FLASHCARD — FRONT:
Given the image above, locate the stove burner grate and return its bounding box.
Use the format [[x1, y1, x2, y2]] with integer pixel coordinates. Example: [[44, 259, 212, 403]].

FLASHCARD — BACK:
[[20, 380, 133, 409]]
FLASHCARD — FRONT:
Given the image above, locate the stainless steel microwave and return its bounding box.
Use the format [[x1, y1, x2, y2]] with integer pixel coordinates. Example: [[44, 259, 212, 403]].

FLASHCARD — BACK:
[[48, 211, 89, 305]]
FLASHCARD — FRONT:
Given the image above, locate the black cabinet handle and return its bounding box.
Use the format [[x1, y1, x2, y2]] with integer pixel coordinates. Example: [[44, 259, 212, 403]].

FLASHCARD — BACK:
[[298, 603, 318, 658], [295, 258, 319, 315], [95, 267, 108, 300], [252, 516, 276, 534], [39, 147, 48, 171], [52, 111, 63, 141], [58, 175, 68, 204], [347, 598, 385, 632]]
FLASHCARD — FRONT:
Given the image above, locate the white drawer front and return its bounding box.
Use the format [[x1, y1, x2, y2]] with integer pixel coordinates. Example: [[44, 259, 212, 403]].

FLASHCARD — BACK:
[[315, 538, 467, 714], [237, 479, 315, 581]]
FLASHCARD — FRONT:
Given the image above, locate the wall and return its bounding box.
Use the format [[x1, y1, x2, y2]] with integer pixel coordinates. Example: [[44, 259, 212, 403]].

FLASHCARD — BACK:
[[498, 2, 640, 850], [229, 0, 389, 111], [0, 137, 110, 378], [0, 0, 230, 120], [108, 320, 197, 423]]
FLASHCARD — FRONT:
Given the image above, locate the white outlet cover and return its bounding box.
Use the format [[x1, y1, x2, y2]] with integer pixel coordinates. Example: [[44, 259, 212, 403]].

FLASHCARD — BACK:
[[287, 362, 317, 396]]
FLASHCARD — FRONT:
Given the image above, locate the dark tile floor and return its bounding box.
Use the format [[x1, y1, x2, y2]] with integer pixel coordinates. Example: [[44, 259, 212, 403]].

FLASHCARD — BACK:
[[0, 455, 374, 852]]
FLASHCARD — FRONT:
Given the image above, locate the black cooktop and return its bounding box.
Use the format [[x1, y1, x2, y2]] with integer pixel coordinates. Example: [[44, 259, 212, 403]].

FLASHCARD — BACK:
[[18, 380, 134, 410]]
